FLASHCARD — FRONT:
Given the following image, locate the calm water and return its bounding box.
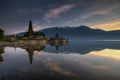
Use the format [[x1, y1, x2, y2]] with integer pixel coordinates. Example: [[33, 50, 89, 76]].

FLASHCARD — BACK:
[[0, 40, 120, 80]]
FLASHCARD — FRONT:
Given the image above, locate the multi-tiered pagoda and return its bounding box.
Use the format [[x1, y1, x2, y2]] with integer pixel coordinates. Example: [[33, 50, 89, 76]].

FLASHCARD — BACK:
[[28, 20, 34, 39]]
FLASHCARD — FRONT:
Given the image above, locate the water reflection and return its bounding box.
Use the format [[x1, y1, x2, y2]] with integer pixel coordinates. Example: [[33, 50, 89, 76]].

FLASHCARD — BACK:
[[21, 44, 45, 64], [45, 40, 120, 54], [49, 42, 67, 52], [0, 47, 4, 65], [0, 41, 120, 80], [89, 49, 120, 61]]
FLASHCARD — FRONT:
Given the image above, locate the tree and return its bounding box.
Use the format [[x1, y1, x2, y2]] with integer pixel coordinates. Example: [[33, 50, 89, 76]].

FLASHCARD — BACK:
[[36, 32, 45, 38], [24, 32, 29, 37], [0, 29, 4, 39]]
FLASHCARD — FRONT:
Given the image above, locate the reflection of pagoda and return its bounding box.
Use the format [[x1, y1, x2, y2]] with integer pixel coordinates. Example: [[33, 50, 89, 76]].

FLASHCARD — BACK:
[[28, 20, 34, 39], [49, 42, 67, 52], [54, 44, 60, 51], [22, 45, 45, 64], [26, 46, 34, 64]]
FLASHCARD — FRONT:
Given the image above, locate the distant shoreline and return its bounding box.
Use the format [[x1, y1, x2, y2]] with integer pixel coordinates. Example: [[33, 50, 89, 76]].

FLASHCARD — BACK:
[[0, 39, 68, 47], [0, 40, 46, 46]]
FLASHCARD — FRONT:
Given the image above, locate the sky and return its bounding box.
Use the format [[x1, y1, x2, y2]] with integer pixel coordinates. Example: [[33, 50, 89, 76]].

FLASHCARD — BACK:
[[0, 0, 120, 35]]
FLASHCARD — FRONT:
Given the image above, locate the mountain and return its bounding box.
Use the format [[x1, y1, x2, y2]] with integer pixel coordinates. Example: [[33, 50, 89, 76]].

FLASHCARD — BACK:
[[10, 25, 120, 39], [40, 25, 105, 37], [40, 25, 120, 39]]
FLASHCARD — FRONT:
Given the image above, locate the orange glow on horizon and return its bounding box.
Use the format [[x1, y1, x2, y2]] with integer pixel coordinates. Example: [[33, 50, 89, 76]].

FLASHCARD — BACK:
[[89, 49, 120, 61], [91, 21, 120, 31]]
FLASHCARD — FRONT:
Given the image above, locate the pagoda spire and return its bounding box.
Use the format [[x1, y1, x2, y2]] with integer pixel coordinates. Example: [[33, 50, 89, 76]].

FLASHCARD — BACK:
[[28, 20, 34, 39], [28, 51, 33, 64]]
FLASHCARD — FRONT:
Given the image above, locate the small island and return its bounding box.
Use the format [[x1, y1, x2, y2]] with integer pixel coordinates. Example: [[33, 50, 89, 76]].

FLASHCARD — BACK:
[[0, 20, 68, 46]]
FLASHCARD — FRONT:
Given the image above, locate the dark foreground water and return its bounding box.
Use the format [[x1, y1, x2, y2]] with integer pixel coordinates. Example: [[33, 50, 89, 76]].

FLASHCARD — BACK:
[[0, 40, 120, 80]]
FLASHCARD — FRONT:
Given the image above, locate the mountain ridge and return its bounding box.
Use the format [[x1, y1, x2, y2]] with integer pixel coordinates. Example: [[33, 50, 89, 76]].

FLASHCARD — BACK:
[[7, 25, 120, 39]]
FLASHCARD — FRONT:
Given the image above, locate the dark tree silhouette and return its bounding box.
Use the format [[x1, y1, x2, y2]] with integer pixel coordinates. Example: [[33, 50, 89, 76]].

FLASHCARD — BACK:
[[0, 29, 4, 39], [24, 32, 29, 37], [0, 47, 4, 64], [36, 32, 45, 38]]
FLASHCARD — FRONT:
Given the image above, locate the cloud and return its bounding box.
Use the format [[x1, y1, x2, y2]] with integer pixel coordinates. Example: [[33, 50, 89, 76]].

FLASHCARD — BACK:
[[65, 2, 120, 25], [78, 10, 110, 21], [44, 4, 75, 21], [33, 25, 43, 31], [91, 21, 120, 31], [43, 58, 76, 76], [18, 7, 43, 14], [32, 21, 47, 31], [66, 10, 111, 24], [32, 51, 76, 76]]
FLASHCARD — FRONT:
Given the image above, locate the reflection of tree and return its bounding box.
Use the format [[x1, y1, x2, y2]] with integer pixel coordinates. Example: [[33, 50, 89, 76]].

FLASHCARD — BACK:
[[21, 44, 45, 64], [0, 47, 4, 65], [49, 43, 67, 52]]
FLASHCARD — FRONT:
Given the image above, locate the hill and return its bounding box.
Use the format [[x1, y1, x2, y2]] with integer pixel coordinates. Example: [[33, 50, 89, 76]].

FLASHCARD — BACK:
[[9, 25, 120, 39]]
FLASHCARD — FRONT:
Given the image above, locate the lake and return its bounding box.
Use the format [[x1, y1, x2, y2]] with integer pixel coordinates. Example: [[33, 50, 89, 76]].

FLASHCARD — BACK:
[[0, 40, 120, 80]]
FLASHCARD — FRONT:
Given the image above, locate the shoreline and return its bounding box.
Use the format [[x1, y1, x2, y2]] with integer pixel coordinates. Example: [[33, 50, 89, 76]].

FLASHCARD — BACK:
[[0, 39, 68, 47]]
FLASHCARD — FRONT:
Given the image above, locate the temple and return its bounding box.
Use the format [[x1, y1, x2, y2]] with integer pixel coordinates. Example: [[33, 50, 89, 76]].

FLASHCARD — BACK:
[[28, 20, 34, 39]]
